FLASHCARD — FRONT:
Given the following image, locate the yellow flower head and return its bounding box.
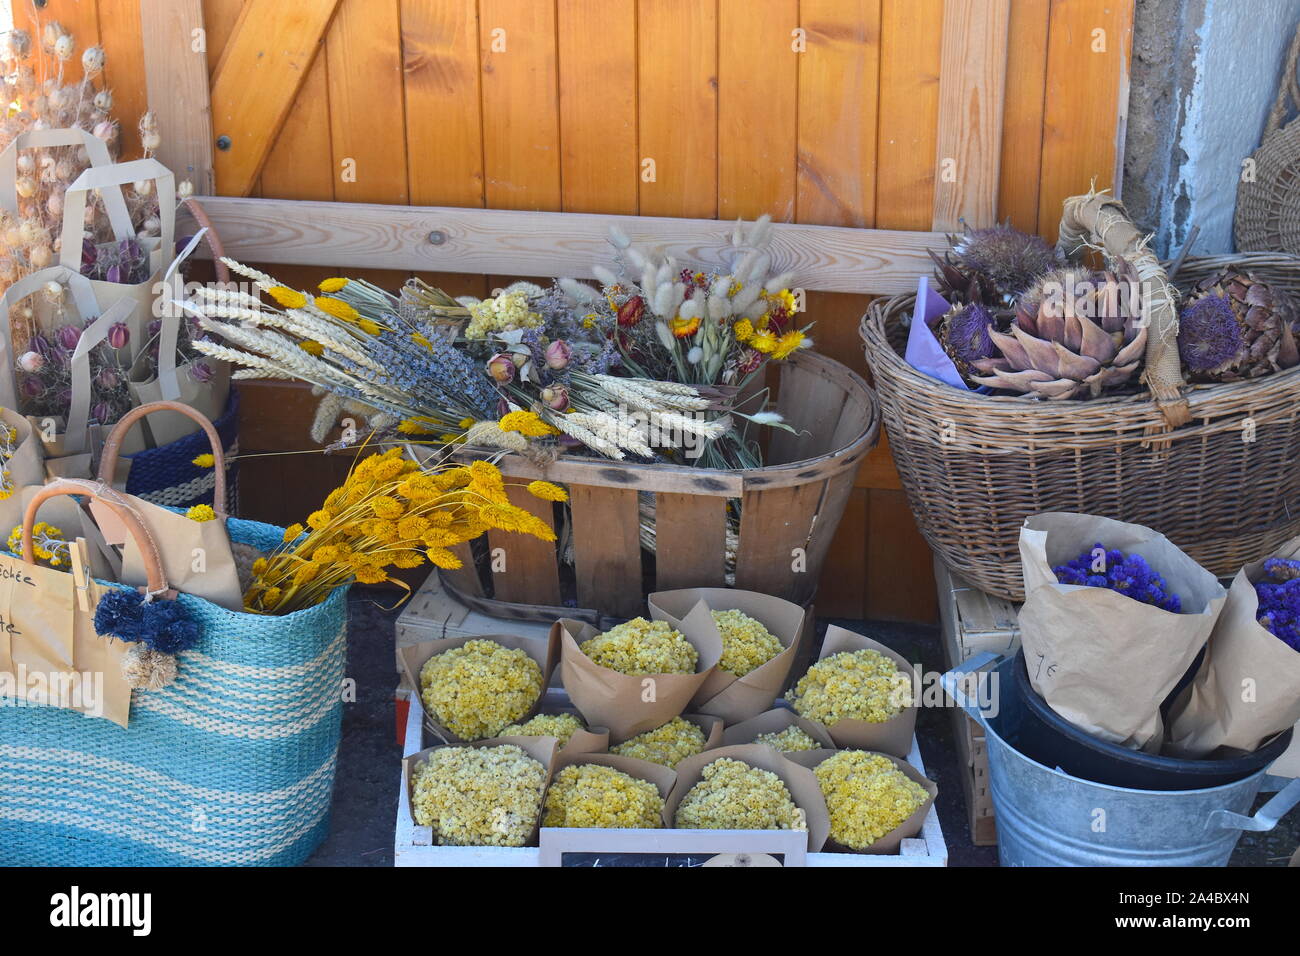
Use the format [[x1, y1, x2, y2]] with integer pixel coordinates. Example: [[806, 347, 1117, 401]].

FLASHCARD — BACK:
[[425, 547, 464, 570], [283, 523, 305, 543], [318, 277, 349, 293], [300, 340, 324, 356], [497, 410, 559, 437], [771, 330, 808, 360], [358, 318, 382, 336], [185, 504, 216, 522], [733, 318, 755, 343], [292, 563, 321, 587], [397, 515, 430, 539], [371, 496, 403, 520], [412, 333, 432, 350], [314, 296, 361, 323], [670, 316, 701, 339], [750, 330, 779, 354], [354, 564, 389, 585], [311, 545, 339, 564], [251, 557, 269, 577], [390, 549, 426, 569], [261, 586, 283, 608], [307, 509, 333, 531], [398, 418, 438, 435], [267, 286, 307, 309], [192, 453, 215, 469], [526, 480, 568, 503]]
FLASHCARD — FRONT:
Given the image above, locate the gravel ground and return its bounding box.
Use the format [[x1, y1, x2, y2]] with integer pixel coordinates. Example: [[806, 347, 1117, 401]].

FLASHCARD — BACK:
[[304, 590, 1297, 867]]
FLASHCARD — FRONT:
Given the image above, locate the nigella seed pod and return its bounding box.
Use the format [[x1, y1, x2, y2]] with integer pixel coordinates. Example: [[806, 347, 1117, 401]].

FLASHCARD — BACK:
[[32, 333, 52, 358], [81, 45, 105, 75], [177, 179, 194, 200], [29, 245, 52, 269], [56, 325, 82, 351], [132, 179, 153, 198], [541, 385, 570, 410], [92, 119, 116, 143], [107, 322, 130, 350], [81, 237, 97, 269], [21, 377, 44, 399], [53, 34, 74, 63], [14, 175, 35, 198], [18, 351, 44, 373], [91, 402, 113, 425], [93, 89, 112, 112], [189, 361, 214, 384], [486, 353, 515, 384], [105, 264, 122, 284], [544, 338, 571, 370], [96, 367, 119, 389]]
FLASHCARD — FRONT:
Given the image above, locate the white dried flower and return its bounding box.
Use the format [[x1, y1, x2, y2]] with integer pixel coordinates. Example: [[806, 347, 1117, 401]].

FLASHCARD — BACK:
[[591, 265, 619, 287], [93, 89, 112, 112], [82, 45, 105, 75], [177, 179, 195, 200], [608, 225, 632, 249], [29, 246, 52, 269], [132, 179, 153, 197], [687, 346, 703, 364], [765, 272, 795, 293], [748, 411, 784, 425], [13, 176, 34, 200], [15, 154, 33, 174], [18, 351, 44, 373], [92, 119, 116, 143]]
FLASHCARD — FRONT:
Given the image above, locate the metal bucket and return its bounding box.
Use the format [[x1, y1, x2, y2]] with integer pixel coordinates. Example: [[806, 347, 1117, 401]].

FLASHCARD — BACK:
[[942, 654, 1300, 867]]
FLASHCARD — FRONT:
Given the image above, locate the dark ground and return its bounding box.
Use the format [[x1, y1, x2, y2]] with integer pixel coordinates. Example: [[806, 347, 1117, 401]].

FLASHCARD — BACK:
[[305, 590, 1298, 866]]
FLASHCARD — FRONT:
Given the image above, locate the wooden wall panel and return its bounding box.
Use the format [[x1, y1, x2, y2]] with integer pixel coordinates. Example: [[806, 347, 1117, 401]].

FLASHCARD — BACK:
[[111, 0, 1135, 624], [96, 0, 150, 158]]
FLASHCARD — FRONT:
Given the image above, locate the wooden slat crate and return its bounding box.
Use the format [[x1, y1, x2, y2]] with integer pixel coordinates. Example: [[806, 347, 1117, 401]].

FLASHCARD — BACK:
[[934, 556, 1020, 846]]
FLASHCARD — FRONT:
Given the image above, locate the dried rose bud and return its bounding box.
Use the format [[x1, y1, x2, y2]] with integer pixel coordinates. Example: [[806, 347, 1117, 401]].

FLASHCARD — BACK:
[[541, 385, 570, 410], [18, 351, 44, 373], [107, 322, 130, 350], [544, 339, 572, 370], [56, 325, 81, 351], [617, 295, 645, 328], [486, 353, 515, 384]]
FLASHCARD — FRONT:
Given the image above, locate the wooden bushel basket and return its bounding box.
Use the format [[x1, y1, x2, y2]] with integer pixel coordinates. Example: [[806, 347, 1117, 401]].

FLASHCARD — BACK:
[[437, 351, 879, 624], [860, 193, 1300, 602]]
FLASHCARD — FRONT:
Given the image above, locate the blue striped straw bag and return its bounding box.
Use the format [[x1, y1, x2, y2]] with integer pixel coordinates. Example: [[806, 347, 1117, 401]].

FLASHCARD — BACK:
[[0, 404, 347, 866]]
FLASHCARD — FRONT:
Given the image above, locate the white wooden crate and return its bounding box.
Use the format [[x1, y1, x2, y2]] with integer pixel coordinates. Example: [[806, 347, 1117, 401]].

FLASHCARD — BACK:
[[395, 692, 948, 867]]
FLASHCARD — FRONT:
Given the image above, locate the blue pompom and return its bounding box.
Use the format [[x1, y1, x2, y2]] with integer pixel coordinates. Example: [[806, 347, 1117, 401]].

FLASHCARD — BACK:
[[94, 589, 201, 654]]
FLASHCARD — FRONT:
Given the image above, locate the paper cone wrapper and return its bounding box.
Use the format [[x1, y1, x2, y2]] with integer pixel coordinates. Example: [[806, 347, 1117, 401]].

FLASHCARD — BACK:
[[399, 630, 560, 743], [663, 743, 831, 851], [557, 607, 723, 743], [545, 752, 678, 828], [721, 707, 835, 750], [649, 588, 808, 722], [403, 735, 559, 847], [787, 625, 918, 758], [795, 749, 937, 855], [1018, 513, 1226, 751], [1166, 537, 1300, 757]]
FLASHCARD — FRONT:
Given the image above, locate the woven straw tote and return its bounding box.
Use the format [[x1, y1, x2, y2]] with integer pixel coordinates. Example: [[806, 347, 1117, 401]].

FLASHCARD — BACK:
[[861, 192, 1300, 601], [1236, 24, 1300, 252], [0, 406, 348, 866]]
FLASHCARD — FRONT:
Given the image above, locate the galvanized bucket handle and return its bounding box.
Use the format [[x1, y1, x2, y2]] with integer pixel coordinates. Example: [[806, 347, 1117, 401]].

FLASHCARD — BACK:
[[1210, 776, 1300, 834], [939, 651, 1002, 729]]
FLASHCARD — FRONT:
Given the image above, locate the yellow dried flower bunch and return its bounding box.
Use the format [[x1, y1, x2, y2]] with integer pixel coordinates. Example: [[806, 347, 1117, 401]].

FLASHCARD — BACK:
[[500, 712, 584, 745], [7, 521, 68, 567], [464, 290, 543, 340], [675, 758, 807, 832], [610, 716, 708, 768], [411, 745, 547, 846], [242, 447, 557, 614], [420, 640, 544, 740], [0, 417, 20, 502], [753, 725, 820, 753], [542, 764, 664, 829], [814, 751, 929, 850], [580, 617, 698, 675], [711, 609, 783, 676], [785, 649, 912, 725]]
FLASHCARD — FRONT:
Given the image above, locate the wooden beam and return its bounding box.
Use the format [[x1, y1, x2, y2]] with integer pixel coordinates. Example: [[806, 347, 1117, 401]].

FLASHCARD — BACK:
[[140, 0, 214, 192], [209, 0, 341, 196], [181, 196, 948, 295], [931, 0, 1010, 230]]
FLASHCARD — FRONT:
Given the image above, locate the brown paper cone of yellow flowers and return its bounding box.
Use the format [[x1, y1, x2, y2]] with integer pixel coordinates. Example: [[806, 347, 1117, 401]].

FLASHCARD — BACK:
[[542, 752, 677, 829], [793, 749, 936, 855], [649, 588, 809, 722], [556, 604, 723, 743], [400, 631, 559, 743], [721, 707, 835, 752]]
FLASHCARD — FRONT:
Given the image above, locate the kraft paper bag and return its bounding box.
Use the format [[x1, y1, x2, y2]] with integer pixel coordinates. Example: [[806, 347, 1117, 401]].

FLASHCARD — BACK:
[[557, 607, 724, 743], [399, 632, 560, 744], [403, 735, 559, 847], [1165, 538, 1300, 758], [722, 707, 835, 751], [794, 749, 937, 855], [92, 495, 242, 612], [0, 409, 48, 533], [0, 548, 131, 727], [648, 587, 807, 722], [786, 625, 918, 758], [663, 743, 831, 851], [1018, 513, 1227, 751], [544, 752, 678, 828]]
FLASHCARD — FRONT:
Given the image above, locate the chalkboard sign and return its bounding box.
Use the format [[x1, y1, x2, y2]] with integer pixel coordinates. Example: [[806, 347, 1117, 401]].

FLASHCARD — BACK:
[[537, 828, 806, 867]]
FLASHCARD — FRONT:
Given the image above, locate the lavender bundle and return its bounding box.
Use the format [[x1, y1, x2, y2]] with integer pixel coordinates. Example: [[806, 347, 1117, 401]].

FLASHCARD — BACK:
[[1052, 544, 1182, 612]]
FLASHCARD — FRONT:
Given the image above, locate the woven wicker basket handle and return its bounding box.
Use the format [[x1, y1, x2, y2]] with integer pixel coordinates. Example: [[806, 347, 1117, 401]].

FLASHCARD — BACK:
[[1265, 25, 1300, 140], [23, 479, 170, 595], [97, 401, 227, 516], [183, 198, 231, 284], [1056, 192, 1190, 428]]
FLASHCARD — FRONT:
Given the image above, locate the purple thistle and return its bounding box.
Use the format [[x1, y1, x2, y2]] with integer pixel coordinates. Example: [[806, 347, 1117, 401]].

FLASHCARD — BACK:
[[1178, 293, 1242, 372], [1052, 543, 1183, 613], [948, 302, 997, 363]]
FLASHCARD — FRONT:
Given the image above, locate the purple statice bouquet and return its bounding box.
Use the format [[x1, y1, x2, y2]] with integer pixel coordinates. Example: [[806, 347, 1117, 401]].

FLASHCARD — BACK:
[[1052, 543, 1182, 612], [1255, 557, 1300, 651]]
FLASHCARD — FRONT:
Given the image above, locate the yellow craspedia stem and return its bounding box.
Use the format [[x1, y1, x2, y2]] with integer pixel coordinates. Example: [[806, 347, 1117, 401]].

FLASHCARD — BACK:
[[185, 504, 216, 522], [785, 648, 912, 725], [814, 750, 928, 850], [580, 618, 697, 675], [314, 296, 361, 323], [526, 479, 568, 502], [267, 286, 307, 309], [412, 745, 546, 846], [675, 758, 807, 831], [543, 764, 664, 829], [191, 453, 215, 468], [420, 639, 543, 740], [318, 277, 349, 293]]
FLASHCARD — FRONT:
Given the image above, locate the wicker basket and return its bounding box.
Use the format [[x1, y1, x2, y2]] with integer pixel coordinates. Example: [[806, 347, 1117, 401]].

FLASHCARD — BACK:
[[1235, 25, 1300, 253], [434, 350, 879, 624], [860, 195, 1300, 601]]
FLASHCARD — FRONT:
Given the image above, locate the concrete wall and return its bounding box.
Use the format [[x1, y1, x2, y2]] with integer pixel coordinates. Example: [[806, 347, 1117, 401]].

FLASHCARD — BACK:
[[1124, 0, 1300, 256]]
